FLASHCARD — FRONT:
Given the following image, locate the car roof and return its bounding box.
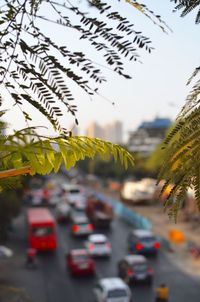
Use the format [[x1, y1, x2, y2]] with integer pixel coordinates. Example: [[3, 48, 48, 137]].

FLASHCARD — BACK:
[[99, 278, 128, 291], [70, 249, 88, 256], [88, 234, 107, 242], [132, 229, 154, 238], [124, 255, 147, 265]]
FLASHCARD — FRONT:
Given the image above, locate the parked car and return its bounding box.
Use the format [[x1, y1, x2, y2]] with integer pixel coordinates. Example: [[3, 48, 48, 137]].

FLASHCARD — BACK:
[[66, 249, 95, 276], [127, 229, 160, 255], [85, 234, 112, 257], [55, 202, 71, 223], [118, 254, 153, 284], [71, 214, 93, 236], [93, 277, 132, 302]]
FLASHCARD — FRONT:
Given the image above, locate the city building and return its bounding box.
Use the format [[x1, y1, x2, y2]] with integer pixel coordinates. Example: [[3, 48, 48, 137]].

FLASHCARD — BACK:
[[85, 120, 123, 144], [127, 117, 172, 156], [85, 122, 104, 139], [104, 120, 123, 144]]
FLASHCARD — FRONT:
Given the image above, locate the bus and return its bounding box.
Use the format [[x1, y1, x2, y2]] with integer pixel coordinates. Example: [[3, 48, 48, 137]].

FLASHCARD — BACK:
[[27, 208, 57, 251]]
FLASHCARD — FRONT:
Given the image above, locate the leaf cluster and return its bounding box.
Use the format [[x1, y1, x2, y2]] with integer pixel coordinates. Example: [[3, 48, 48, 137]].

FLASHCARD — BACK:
[[171, 0, 200, 24], [0, 0, 169, 135], [158, 107, 200, 221], [0, 123, 134, 189], [157, 0, 200, 220]]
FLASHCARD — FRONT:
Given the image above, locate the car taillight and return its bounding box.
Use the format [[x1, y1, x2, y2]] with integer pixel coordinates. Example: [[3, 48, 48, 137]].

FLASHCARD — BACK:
[[89, 243, 95, 251], [136, 243, 143, 251], [128, 268, 134, 276], [154, 242, 160, 249], [87, 224, 93, 231], [147, 267, 154, 274], [72, 225, 79, 232]]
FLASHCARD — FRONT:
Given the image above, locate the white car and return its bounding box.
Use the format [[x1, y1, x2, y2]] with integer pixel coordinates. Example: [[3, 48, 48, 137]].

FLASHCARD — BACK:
[[61, 184, 85, 206], [48, 188, 62, 206], [85, 234, 112, 257], [93, 277, 132, 302], [55, 202, 71, 222]]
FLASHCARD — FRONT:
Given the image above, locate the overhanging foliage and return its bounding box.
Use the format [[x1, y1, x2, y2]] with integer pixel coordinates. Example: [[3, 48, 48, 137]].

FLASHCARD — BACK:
[[0, 124, 134, 190], [0, 0, 169, 135]]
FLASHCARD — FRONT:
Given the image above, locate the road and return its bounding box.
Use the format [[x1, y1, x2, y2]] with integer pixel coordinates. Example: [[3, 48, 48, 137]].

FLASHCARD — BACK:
[[3, 205, 200, 302]]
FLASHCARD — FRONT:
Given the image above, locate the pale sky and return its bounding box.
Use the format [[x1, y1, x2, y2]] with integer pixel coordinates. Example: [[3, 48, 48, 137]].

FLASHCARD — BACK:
[[2, 0, 200, 142]]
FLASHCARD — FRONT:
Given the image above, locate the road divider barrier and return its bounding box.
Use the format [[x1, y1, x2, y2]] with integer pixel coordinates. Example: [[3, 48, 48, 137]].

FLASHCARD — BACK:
[[94, 192, 152, 230]]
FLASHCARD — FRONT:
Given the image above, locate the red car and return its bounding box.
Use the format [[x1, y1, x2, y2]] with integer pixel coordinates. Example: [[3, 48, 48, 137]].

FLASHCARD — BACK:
[[67, 249, 95, 276]]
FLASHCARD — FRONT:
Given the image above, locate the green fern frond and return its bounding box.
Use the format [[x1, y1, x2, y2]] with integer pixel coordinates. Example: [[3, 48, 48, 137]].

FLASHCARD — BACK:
[[159, 105, 200, 219], [0, 128, 134, 185]]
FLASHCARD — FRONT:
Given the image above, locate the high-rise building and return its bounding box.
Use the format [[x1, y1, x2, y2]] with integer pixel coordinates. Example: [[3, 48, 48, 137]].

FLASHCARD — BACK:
[[85, 120, 123, 143], [85, 122, 103, 139], [104, 120, 123, 144]]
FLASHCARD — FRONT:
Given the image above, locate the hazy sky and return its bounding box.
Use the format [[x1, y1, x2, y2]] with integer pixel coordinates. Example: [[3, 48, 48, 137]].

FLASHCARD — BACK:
[[2, 0, 200, 141]]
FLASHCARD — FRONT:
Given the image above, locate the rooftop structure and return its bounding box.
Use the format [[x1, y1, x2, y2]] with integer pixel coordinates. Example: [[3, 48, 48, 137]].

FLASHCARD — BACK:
[[127, 117, 172, 156]]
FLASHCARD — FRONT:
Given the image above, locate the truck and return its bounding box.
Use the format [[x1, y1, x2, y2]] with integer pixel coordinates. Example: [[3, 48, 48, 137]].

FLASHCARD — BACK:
[[120, 178, 157, 205], [85, 196, 113, 228]]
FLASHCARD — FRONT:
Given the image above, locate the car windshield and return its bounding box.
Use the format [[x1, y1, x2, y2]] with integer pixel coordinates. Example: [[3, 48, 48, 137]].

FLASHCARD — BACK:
[[32, 227, 53, 236], [107, 289, 127, 298]]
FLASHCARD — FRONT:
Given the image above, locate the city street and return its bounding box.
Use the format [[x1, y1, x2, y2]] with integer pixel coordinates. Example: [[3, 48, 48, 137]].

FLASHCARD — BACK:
[[2, 206, 200, 302]]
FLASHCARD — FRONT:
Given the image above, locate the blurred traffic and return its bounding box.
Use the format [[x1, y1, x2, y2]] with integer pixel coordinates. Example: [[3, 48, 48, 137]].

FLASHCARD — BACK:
[[1, 171, 200, 302]]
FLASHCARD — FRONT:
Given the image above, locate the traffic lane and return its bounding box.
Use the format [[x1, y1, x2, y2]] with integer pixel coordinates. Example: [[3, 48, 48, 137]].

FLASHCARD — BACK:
[[57, 216, 200, 302], [38, 252, 95, 302], [3, 209, 47, 302], [49, 217, 135, 302], [58, 218, 150, 302], [6, 208, 200, 302]]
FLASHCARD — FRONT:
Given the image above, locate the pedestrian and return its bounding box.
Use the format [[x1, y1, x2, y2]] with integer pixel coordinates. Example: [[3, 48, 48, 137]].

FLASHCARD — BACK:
[[26, 248, 37, 268], [155, 283, 169, 302]]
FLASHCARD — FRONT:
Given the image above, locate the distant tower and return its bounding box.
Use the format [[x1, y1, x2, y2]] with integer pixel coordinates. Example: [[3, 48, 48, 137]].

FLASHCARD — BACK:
[[85, 122, 103, 139], [104, 120, 123, 144]]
